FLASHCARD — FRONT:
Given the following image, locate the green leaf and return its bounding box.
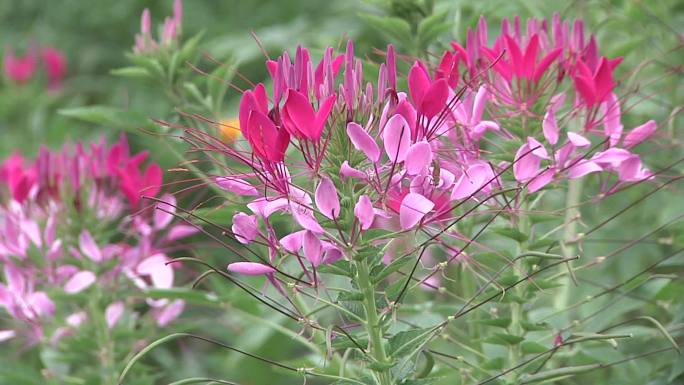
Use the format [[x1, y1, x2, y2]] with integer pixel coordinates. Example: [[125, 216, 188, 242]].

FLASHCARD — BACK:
[[521, 341, 549, 354], [373, 254, 414, 283], [521, 321, 551, 331], [110, 66, 151, 79], [492, 227, 529, 242], [482, 357, 505, 370], [144, 288, 220, 306], [318, 260, 354, 277], [484, 333, 525, 346], [470, 317, 511, 329], [399, 378, 445, 385], [359, 14, 413, 44], [388, 328, 437, 358], [58, 106, 156, 133], [519, 364, 601, 384], [331, 334, 369, 350], [417, 10, 449, 49]]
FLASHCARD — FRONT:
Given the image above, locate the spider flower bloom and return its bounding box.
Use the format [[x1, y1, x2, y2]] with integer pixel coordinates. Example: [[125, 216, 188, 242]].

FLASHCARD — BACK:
[[0, 136, 194, 346], [181, 16, 657, 300], [41, 47, 67, 90], [3, 48, 37, 84], [133, 0, 183, 54]]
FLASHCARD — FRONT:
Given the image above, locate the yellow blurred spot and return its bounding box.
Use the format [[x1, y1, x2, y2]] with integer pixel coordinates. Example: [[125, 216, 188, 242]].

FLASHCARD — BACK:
[[218, 118, 241, 143]]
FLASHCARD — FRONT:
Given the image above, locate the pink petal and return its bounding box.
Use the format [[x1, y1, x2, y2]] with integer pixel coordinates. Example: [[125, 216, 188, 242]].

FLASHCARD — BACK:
[[166, 224, 199, 241], [154, 193, 176, 230], [347, 122, 380, 162], [315, 177, 340, 219], [591, 148, 632, 168], [513, 144, 542, 182], [471, 86, 489, 123], [567, 132, 590, 147], [283, 89, 316, 138], [64, 271, 96, 294], [28, 291, 55, 317], [79, 230, 102, 262], [280, 230, 306, 253], [214, 176, 258, 196], [603, 93, 623, 146], [567, 160, 602, 178], [105, 301, 125, 329], [340, 161, 366, 179], [408, 62, 430, 106], [527, 137, 549, 159], [399, 193, 434, 230], [138, 255, 173, 289], [623, 120, 656, 149], [383, 114, 411, 163], [154, 299, 184, 327], [405, 141, 433, 175], [451, 163, 492, 199], [291, 202, 325, 234], [528, 167, 555, 193], [231, 212, 259, 244], [354, 195, 375, 230], [542, 109, 559, 145], [0, 330, 16, 342], [420, 78, 449, 118], [302, 231, 323, 267], [227, 262, 275, 276]]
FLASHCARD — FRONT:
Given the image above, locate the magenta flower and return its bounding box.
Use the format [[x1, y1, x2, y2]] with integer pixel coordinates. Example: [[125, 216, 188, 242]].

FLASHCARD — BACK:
[[3, 48, 37, 84], [41, 47, 67, 90]]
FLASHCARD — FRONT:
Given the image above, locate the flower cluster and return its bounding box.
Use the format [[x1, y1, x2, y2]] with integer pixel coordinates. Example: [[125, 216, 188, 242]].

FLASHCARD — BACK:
[[188, 14, 657, 288], [0, 135, 194, 346], [133, 0, 183, 54], [3, 45, 67, 89]]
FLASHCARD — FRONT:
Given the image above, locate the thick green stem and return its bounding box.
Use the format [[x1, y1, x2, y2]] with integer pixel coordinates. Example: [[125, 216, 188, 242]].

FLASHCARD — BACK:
[[554, 178, 583, 311], [88, 287, 117, 385], [510, 198, 530, 381], [356, 258, 392, 385]]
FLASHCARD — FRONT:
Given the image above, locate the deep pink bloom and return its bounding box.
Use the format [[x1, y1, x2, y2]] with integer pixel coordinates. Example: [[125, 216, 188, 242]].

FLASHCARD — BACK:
[[41, 47, 67, 89], [3, 49, 37, 84]]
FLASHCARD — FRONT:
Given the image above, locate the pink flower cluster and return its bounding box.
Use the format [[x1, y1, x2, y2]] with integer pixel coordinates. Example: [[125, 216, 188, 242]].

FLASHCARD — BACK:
[[3, 46, 67, 89], [133, 0, 183, 54], [185, 15, 658, 288], [0, 136, 195, 345]]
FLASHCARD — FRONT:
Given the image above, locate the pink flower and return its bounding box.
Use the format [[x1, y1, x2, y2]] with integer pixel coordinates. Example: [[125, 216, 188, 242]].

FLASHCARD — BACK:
[[41, 47, 67, 90], [3, 48, 37, 84], [573, 56, 622, 107]]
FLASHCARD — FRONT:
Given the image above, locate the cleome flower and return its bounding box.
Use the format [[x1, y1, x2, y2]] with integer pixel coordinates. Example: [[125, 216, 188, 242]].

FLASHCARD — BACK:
[[177, 14, 658, 297], [0, 135, 195, 346]]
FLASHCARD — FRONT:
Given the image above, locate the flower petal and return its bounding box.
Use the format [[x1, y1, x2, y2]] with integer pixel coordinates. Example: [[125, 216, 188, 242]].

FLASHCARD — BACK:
[[64, 271, 96, 294], [79, 230, 102, 262], [354, 195, 375, 230], [383, 114, 411, 163], [105, 301, 125, 329], [227, 262, 275, 276], [399, 193, 434, 230], [315, 177, 341, 219], [347, 122, 380, 162], [405, 141, 433, 175], [623, 120, 656, 149], [232, 212, 259, 244], [302, 231, 323, 267]]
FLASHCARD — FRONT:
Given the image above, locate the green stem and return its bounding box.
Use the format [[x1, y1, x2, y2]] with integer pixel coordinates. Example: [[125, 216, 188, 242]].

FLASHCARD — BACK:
[[554, 178, 583, 311], [356, 258, 392, 385], [88, 287, 117, 385], [510, 198, 530, 381]]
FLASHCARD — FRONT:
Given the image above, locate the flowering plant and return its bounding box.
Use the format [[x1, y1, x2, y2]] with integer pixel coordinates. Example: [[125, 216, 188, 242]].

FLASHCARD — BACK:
[[115, 10, 684, 385], [0, 135, 195, 384]]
